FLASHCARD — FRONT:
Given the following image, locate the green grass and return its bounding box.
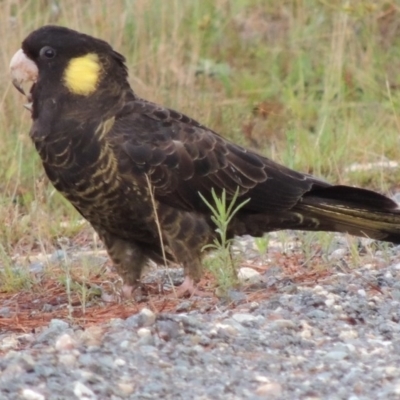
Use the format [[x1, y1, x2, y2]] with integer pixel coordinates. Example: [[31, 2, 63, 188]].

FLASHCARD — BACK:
[[1, 0, 400, 293]]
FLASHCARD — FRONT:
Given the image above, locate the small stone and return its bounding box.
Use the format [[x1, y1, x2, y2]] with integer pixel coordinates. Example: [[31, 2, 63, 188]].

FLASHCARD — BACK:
[[193, 344, 204, 353], [78, 370, 97, 382], [345, 344, 356, 353], [325, 298, 335, 307], [138, 308, 156, 327], [324, 351, 348, 361], [339, 330, 358, 340], [249, 301, 259, 311], [238, 267, 263, 284], [385, 271, 394, 279], [21, 389, 45, 400], [231, 313, 260, 325], [73, 381, 97, 400], [329, 248, 347, 260], [225, 289, 247, 302], [137, 328, 154, 346], [49, 319, 70, 330], [55, 333, 76, 351], [124, 314, 140, 328], [300, 329, 312, 339], [156, 320, 181, 341], [255, 382, 283, 397], [158, 360, 173, 368], [58, 354, 77, 367], [137, 327, 152, 338], [269, 319, 297, 330], [78, 353, 97, 368], [313, 285, 326, 294], [109, 318, 125, 328], [306, 309, 327, 319], [385, 366, 400, 377], [199, 335, 211, 346], [97, 355, 115, 369], [41, 304, 54, 312], [118, 382, 135, 396], [114, 358, 126, 367], [213, 323, 238, 336], [180, 315, 203, 329]]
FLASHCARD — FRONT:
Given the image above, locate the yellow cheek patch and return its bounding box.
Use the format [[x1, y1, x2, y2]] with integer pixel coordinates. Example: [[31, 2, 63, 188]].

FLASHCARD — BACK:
[[63, 53, 101, 96]]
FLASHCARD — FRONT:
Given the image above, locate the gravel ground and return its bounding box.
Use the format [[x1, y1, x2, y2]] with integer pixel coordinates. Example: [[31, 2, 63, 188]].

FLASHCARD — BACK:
[[2, 235, 400, 400]]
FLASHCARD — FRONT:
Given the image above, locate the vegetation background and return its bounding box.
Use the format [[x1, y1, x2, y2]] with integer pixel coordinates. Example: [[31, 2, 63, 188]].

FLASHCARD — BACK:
[[0, 0, 399, 296]]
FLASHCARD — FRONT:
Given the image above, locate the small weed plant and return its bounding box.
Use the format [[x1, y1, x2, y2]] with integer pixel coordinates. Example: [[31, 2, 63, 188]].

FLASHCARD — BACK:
[[200, 188, 250, 294]]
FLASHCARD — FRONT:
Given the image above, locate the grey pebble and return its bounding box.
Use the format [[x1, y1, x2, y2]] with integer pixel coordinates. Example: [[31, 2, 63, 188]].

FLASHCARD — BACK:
[[136, 328, 155, 346], [73, 381, 97, 400], [35, 319, 71, 344], [268, 319, 297, 330], [48, 319, 70, 330], [231, 313, 264, 325], [21, 389, 45, 400], [124, 314, 140, 328], [306, 309, 328, 319], [225, 289, 247, 302], [324, 351, 349, 361], [137, 308, 156, 327], [329, 248, 347, 260], [156, 320, 182, 341]]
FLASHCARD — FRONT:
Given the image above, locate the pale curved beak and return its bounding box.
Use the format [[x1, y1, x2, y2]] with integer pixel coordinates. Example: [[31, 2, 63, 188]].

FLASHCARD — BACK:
[[10, 49, 38, 97]]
